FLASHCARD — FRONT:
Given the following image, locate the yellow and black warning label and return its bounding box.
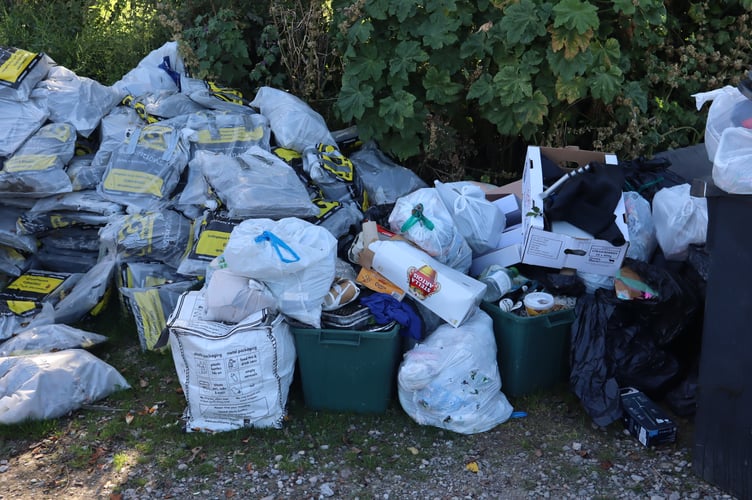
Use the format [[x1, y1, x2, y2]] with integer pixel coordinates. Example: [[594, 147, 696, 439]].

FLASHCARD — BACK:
[[0, 47, 42, 89]]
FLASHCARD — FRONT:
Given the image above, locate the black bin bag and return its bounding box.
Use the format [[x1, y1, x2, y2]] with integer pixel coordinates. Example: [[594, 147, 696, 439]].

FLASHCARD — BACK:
[[569, 258, 703, 427]]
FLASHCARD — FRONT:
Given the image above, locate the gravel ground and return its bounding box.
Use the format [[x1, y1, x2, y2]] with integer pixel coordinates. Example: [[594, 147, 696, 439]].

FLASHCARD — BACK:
[[0, 396, 738, 500]]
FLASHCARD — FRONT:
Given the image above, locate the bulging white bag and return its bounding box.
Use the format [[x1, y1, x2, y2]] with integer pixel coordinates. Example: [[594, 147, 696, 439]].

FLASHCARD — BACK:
[[712, 126, 752, 194], [166, 291, 295, 432], [652, 184, 708, 261], [398, 309, 514, 434], [434, 180, 505, 255], [222, 218, 337, 327]]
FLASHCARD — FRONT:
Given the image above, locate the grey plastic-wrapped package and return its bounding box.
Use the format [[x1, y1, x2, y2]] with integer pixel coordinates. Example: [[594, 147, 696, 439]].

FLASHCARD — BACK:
[[0, 349, 130, 425], [0, 94, 49, 158], [350, 141, 428, 204], [133, 90, 205, 120], [112, 41, 185, 98], [31, 65, 121, 137], [0, 206, 38, 253], [250, 86, 335, 152], [17, 190, 124, 235], [53, 257, 116, 325], [0, 122, 75, 198], [183, 109, 271, 156], [98, 209, 194, 269], [0, 47, 54, 101], [302, 143, 367, 209], [91, 106, 143, 169], [0, 324, 108, 357], [98, 121, 190, 211], [0, 245, 28, 277], [66, 154, 106, 191], [195, 147, 319, 219]]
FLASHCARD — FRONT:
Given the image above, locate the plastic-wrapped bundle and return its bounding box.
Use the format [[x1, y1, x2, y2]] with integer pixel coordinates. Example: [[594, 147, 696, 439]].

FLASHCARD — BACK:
[[0, 122, 75, 198], [350, 141, 428, 205], [183, 109, 271, 156], [0, 95, 49, 158]]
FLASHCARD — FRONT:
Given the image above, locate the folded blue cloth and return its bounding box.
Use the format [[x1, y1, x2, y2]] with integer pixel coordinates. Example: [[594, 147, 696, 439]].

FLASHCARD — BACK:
[[360, 293, 422, 340]]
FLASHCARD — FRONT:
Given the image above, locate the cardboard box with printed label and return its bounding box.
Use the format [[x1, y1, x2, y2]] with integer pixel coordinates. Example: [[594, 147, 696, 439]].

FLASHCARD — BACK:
[[520, 146, 629, 275]]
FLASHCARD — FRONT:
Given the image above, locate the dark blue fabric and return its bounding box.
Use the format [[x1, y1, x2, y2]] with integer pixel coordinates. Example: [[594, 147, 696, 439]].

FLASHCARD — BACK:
[[360, 293, 422, 340]]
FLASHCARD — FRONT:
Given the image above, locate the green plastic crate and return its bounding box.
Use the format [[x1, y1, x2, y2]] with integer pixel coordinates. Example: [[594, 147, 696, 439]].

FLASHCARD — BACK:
[[480, 301, 575, 397], [291, 323, 401, 413]]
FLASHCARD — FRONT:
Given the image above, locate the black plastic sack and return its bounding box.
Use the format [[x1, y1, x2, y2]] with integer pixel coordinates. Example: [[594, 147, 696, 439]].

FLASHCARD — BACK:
[[569, 258, 702, 427], [620, 156, 688, 204]]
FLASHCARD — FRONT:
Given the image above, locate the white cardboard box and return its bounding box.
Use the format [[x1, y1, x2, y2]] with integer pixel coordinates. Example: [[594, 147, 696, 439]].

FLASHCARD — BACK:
[[469, 191, 524, 276], [520, 146, 629, 275]]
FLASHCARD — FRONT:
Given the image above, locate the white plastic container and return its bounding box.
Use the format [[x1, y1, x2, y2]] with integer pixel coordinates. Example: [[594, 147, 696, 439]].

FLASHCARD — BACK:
[[523, 292, 554, 316], [712, 126, 752, 194]]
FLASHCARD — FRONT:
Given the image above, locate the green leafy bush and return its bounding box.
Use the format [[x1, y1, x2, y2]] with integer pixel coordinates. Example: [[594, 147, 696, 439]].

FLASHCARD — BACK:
[[332, 0, 752, 181]]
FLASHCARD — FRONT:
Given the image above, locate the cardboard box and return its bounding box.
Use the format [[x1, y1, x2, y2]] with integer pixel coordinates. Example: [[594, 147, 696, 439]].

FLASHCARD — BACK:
[[621, 387, 677, 447], [520, 146, 629, 275], [368, 239, 485, 327], [470, 191, 524, 276]]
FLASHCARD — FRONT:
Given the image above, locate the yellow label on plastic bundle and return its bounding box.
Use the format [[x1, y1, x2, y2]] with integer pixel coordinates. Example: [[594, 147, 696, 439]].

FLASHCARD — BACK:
[[195, 229, 230, 258], [0, 48, 39, 85], [138, 125, 175, 151], [103, 168, 164, 197], [273, 147, 301, 162], [132, 288, 167, 352], [144, 276, 167, 287], [195, 126, 265, 144], [38, 123, 73, 142], [4, 154, 57, 172], [118, 214, 155, 257], [5, 299, 36, 315], [7, 274, 65, 294]]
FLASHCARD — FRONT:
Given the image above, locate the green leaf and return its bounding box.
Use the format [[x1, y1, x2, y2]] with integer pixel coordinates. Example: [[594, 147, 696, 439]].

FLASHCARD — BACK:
[[552, 0, 599, 34], [546, 46, 593, 79], [346, 45, 386, 82], [417, 12, 459, 49], [336, 81, 374, 121], [347, 20, 373, 45], [460, 31, 488, 59], [623, 81, 648, 113], [589, 65, 623, 102], [492, 66, 533, 106], [514, 90, 548, 126], [591, 38, 621, 68], [389, 41, 429, 80], [555, 76, 586, 103], [423, 66, 463, 105], [378, 90, 416, 129], [612, 0, 635, 15], [467, 74, 495, 105], [499, 0, 546, 44], [364, 0, 390, 20]]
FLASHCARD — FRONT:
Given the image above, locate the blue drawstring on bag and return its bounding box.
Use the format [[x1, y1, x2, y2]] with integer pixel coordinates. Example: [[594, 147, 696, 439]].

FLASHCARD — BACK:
[[254, 230, 300, 263]]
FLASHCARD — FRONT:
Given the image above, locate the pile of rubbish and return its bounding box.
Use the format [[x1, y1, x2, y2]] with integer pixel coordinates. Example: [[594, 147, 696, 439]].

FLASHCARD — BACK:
[[0, 41, 721, 437]]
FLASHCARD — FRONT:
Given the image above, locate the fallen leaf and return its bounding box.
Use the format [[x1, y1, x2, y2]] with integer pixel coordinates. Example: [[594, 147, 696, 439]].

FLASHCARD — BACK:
[[465, 461, 479, 473], [600, 460, 613, 470], [110, 494, 123, 500], [535, 449, 543, 457], [175, 387, 183, 394], [407, 446, 419, 455], [245, 463, 253, 473], [187, 446, 203, 463], [125, 413, 134, 425], [224, 488, 234, 497], [139, 378, 149, 388]]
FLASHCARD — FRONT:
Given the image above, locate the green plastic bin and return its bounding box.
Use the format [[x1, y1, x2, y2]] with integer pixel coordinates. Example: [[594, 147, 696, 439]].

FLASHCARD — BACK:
[[480, 301, 575, 397], [291, 323, 402, 413]]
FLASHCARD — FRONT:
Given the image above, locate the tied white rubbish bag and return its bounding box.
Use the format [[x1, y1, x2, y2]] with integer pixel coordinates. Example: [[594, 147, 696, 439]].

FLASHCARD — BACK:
[[623, 191, 658, 263], [388, 187, 473, 273], [712, 126, 752, 194], [398, 309, 514, 434], [0, 349, 130, 425], [222, 218, 337, 327], [203, 269, 277, 324], [652, 184, 708, 261], [693, 85, 752, 162], [434, 180, 505, 255], [165, 291, 295, 432]]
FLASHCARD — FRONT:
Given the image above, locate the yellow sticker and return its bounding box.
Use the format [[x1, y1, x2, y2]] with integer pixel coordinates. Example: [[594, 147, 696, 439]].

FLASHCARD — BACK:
[[7, 274, 65, 294], [4, 155, 57, 172], [103, 168, 165, 197], [5, 300, 36, 315], [194, 126, 266, 144], [273, 147, 301, 162], [132, 288, 167, 351], [144, 276, 168, 288], [0, 48, 39, 85], [118, 214, 155, 257], [38, 123, 72, 143], [195, 229, 230, 257]]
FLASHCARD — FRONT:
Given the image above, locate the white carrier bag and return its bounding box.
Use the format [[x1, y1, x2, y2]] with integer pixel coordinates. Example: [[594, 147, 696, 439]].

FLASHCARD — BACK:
[[164, 291, 296, 433]]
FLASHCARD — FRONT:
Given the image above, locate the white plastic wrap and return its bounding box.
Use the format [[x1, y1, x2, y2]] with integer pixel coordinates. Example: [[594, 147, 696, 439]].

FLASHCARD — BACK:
[[712, 126, 752, 194], [203, 269, 276, 323], [32, 65, 121, 137], [222, 217, 337, 327], [0, 48, 54, 101], [652, 184, 708, 261], [693, 85, 752, 162], [112, 41, 186, 98], [349, 141, 428, 205], [195, 147, 319, 219], [0, 324, 107, 356], [398, 309, 514, 434], [623, 191, 658, 263], [434, 180, 505, 255], [166, 291, 295, 432], [0, 94, 49, 158], [0, 349, 130, 425], [250, 86, 335, 152]]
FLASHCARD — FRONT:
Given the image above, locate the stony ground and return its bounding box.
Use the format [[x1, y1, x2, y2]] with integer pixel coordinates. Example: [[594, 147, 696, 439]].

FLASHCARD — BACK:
[[0, 383, 737, 500]]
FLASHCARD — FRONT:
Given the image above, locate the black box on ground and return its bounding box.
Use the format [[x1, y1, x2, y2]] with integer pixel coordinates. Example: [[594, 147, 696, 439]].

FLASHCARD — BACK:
[[621, 387, 677, 447]]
